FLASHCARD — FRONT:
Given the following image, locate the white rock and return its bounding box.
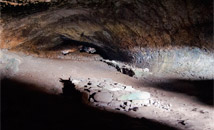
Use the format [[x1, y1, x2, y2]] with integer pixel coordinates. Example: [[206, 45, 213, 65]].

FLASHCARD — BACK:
[[118, 91, 150, 101], [143, 68, 149, 72], [72, 79, 81, 84], [61, 50, 70, 55], [94, 92, 113, 103], [124, 86, 135, 91], [107, 87, 123, 91]]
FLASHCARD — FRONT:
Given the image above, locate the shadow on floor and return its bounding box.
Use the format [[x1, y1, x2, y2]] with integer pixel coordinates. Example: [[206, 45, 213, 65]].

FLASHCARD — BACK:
[[1, 78, 179, 130], [150, 79, 214, 106]]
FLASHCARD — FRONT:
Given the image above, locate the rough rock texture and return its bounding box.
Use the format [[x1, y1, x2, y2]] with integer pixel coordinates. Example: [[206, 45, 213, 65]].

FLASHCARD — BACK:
[[70, 78, 153, 111], [102, 50, 214, 80], [0, 49, 213, 130], [0, 0, 213, 78], [70, 78, 173, 112], [1, 0, 212, 48], [0, 50, 21, 76]]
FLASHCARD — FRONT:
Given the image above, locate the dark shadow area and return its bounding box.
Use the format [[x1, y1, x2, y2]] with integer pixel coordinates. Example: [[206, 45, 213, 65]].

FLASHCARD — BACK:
[[151, 79, 214, 106], [59, 78, 82, 103], [0, 2, 51, 18], [47, 34, 132, 62], [1, 78, 179, 130]]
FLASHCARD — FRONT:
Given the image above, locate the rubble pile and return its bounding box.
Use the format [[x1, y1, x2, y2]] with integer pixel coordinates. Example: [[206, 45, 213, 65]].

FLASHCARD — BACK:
[[70, 78, 151, 111], [101, 59, 152, 78]]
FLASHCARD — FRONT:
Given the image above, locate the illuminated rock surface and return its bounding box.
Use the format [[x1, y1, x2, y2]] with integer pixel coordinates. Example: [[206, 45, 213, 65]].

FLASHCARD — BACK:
[[70, 78, 151, 111]]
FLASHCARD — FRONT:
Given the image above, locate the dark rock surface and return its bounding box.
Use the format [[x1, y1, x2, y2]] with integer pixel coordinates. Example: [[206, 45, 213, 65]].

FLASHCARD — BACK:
[[1, 0, 212, 49], [0, 0, 213, 76], [0, 0, 214, 62]]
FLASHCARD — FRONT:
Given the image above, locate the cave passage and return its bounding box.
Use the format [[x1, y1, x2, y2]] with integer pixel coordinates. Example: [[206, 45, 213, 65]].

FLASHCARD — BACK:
[[0, 0, 213, 130]]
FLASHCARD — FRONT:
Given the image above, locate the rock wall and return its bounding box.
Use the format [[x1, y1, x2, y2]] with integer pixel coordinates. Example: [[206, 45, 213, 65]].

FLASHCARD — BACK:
[[0, 0, 213, 78]]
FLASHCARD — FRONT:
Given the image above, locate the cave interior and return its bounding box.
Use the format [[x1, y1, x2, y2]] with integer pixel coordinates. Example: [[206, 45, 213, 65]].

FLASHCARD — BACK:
[[0, 0, 213, 130]]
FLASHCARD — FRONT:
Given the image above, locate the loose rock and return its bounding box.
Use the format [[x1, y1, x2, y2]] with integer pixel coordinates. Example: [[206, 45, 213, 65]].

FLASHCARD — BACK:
[[70, 78, 152, 112], [94, 92, 113, 103]]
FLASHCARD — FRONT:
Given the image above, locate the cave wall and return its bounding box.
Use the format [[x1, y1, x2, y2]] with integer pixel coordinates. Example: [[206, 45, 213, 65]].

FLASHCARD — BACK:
[[0, 0, 213, 78], [1, 0, 213, 49]]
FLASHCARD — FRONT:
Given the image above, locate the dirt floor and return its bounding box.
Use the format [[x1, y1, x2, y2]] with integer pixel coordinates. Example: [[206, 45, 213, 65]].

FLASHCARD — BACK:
[[1, 50, 213, 130]]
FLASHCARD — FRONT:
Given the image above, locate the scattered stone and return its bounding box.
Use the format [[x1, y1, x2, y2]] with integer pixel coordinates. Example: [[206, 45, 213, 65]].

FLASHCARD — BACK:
[[200, 110, 208, 114], [143, 68, 149, 72], [121, 67, 135, 76], [70, 78, 152, 112], [61, 49, 76, 55], [132, 107, 139, 111], [69, 78, 172, 112], [149, 99, 154, 104], [149, 99, 171, 111], [61, 50, 70, 55], [115, 108, 120, 111], [80, 46, 96, 54], [192, 108, 197, 111], [101, 59, 152, 78], [178, 120, 186, 126]]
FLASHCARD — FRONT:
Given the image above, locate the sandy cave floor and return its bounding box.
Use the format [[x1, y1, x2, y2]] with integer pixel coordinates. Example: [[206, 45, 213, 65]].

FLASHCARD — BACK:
[[0, 50, 213, 130]]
